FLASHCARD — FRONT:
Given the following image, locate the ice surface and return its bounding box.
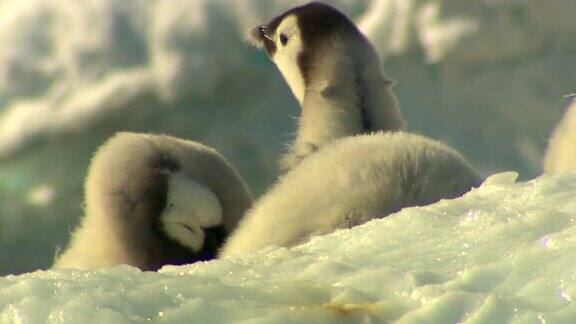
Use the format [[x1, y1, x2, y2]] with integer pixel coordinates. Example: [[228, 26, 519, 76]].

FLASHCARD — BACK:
[[1, 171, 576, 323], [0, 0, 575, 275]]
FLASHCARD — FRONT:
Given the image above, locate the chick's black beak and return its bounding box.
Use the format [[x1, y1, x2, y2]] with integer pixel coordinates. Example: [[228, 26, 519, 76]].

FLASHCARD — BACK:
[[254, 24, 273, 42], [257, 25, 267, 38], [253, 24, 276, 56]]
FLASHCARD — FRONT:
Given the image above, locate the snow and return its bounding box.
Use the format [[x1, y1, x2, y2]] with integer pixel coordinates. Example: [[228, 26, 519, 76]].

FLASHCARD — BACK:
[[1, 171, 576, 323]]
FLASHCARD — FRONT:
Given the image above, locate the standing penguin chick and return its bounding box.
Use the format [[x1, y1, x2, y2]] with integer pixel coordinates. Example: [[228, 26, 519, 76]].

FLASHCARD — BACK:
[[246, 1, 406, 170], [544, 101, 576, 173], [221, 2, 480, 257], [54, 132, 252, 271]]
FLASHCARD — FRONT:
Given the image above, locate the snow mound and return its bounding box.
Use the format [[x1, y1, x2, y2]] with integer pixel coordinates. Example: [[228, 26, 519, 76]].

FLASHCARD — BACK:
[[1, 172, 576, 323]]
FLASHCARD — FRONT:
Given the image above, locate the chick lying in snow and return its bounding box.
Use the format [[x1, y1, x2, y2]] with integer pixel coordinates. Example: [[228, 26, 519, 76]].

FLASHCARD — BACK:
[[54, 132, 252, 271]]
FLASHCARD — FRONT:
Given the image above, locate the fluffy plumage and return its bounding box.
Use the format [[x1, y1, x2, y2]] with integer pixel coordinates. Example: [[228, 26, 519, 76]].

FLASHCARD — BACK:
[[221, 132, 480, 256], [54, 132, 252, 270], [544, 101, 576, 173]]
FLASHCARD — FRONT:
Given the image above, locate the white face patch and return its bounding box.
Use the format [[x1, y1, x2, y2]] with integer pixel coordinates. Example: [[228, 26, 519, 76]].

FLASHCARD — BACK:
[[271, 15, 306, 104], [160, 172, 223, 252]]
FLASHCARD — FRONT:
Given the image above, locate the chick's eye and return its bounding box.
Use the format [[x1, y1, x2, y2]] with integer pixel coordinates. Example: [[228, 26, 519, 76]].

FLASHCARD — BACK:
[[279, 33, 289, 46]]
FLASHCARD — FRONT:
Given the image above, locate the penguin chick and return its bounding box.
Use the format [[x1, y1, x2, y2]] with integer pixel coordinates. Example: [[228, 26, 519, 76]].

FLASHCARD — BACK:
[[221, 3, 481, 257], [221, 132, 481, 256], [544, 100, 576, 173], [53, 132, 252, 271], [247, 2, 406, 170]]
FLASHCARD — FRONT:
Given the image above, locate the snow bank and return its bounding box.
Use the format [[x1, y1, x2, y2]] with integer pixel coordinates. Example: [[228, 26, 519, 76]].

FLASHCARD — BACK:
[[1, 172, 576, 323], [0, 0, 574, 274]]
